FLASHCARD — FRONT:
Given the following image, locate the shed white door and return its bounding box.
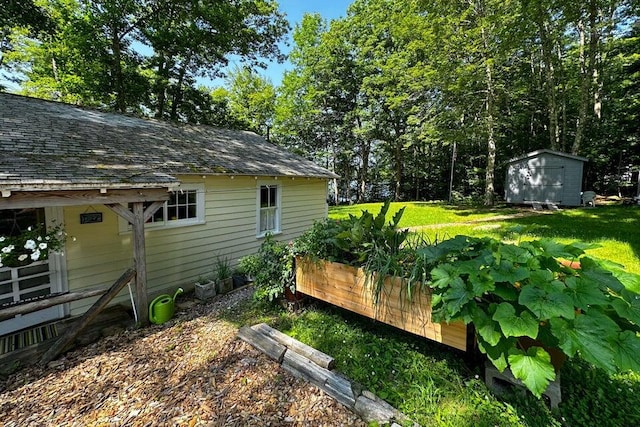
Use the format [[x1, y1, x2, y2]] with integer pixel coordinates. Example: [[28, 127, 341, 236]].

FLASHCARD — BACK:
[[0, 207, 66, 336]]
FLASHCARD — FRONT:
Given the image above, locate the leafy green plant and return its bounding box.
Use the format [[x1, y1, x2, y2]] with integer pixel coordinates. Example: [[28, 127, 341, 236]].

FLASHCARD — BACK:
[[421, 235, 640, 397], [215, 255, 232, 280], [241, 234, 295, 302]]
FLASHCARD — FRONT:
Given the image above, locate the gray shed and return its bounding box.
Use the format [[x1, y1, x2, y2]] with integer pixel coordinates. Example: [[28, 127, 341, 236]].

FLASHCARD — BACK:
[[504, 149, 588, 206]]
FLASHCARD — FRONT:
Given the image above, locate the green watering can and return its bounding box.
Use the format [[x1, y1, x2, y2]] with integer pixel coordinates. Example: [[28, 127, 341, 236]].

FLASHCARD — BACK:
[[149, 288, 183, 325]]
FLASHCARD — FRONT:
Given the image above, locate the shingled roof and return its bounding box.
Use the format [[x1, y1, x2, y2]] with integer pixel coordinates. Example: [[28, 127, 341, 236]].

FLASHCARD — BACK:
[[0, 93, 337, 192]]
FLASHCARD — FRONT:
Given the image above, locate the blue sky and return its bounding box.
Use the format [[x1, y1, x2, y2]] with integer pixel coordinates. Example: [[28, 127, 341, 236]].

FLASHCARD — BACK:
[[2, 1, 353, 91], [214, 0, 353, 87]]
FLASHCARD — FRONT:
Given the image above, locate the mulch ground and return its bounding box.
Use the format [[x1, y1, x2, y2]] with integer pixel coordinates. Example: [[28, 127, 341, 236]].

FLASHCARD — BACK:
[[0, 288, 365, 426]]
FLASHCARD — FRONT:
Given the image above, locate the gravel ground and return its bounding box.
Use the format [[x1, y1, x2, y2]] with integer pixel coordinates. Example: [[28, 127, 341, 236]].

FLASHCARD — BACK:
[[0, 287, 365, 426]]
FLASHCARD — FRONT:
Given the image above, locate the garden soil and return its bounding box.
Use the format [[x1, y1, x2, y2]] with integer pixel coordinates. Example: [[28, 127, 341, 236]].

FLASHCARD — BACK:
[[0, 287, 365, 426]]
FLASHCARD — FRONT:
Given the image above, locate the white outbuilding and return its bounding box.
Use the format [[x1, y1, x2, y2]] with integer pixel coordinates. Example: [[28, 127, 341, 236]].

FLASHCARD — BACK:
[[504, 149, 588, 207]]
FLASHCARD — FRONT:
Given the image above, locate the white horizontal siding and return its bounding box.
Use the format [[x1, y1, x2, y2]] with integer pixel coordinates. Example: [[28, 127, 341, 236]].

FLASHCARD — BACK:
[[63, 175, 328, 315]]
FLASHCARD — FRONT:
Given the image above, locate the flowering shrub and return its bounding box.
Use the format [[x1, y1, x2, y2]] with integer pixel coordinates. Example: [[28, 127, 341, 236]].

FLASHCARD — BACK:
[[0, 224, 65, 268]]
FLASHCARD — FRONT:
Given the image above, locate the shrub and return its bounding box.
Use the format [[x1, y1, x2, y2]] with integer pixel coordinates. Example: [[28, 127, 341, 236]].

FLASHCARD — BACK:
[[241, 234, 295, 302]]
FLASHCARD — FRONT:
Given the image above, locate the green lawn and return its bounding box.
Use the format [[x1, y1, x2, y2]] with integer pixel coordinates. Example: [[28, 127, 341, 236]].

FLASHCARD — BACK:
[[329, 203, 640, 274]]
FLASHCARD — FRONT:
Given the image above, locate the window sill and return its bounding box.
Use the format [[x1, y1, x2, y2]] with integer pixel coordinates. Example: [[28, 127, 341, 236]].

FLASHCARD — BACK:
[[256, 230, 282, 239]]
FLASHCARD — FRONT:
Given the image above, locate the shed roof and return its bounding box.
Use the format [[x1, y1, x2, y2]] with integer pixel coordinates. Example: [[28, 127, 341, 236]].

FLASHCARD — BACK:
[[506, 149, 588, 165], [0, 93, 337, 192]]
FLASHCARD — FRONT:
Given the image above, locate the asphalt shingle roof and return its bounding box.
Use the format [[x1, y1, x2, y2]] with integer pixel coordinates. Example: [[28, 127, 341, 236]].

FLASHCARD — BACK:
[[0, 93, 337, 191]]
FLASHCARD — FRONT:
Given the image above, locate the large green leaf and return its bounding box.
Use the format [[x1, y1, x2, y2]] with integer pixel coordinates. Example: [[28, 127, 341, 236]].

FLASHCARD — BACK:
[[550, 311, 619, 372], [611, 331, 640, 372], [469, 272, 495, 296], [537, 239, 577, 258], [508, 347, 556, 398], [579, 258, 625, 293], [441, 281, 475, 319], [490, 260, 530, 284], [529, 269, 554, 285], [492, 282, 518, 301], [611, 290, 640, 325], [519, 286, 575, 320], [493, 303, 539, 338], [499, 244, 534, 264], [430, 264, 460, 289], [565, 276, 609, 309], [472, 305, 502, 346], [477, 335, 515, 372]]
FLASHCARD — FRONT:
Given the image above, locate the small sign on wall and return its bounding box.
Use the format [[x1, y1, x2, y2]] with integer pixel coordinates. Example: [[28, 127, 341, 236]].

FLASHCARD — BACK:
[[80, 212, 103, 224]]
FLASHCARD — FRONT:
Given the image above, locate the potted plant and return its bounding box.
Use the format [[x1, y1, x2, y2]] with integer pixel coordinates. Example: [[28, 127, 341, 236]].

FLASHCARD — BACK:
[[194, 275, 216, 301], [215, 256, 233, 294], [232, 266, 247, 289]]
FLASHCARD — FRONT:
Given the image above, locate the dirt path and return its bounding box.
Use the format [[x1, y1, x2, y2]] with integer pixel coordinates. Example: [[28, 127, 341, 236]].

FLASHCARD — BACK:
[[0, 288, 365, 427]]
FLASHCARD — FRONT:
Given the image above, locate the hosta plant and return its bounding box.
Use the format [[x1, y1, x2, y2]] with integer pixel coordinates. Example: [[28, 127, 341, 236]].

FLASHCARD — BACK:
[[420, 235, 640, 397]]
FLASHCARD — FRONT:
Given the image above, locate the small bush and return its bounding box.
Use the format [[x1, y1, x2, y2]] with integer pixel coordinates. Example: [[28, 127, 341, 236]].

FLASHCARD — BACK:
[[240, 234, 294, 302]]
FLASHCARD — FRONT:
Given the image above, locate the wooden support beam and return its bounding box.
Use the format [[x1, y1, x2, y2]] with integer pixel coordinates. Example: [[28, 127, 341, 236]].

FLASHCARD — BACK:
[[106, 203, 135, 224], [0, 288, 107, 322], [132, 202, 148, 325], [105, 201, 163, 326], [40, 268, 136, 365], [0, 188, 170, 209]]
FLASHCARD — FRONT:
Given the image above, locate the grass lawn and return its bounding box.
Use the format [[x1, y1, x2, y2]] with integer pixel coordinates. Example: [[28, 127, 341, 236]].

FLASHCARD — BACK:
[[330, 203, 640, 274]]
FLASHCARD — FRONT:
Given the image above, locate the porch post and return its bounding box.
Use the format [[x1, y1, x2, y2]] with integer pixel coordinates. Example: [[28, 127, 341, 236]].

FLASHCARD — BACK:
[[131, 202, 149, 325]]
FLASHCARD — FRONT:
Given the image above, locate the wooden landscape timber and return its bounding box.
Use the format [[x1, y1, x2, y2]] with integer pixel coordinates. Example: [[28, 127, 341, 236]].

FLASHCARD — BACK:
[[238, 323, 409, 425], [295, 257, 469, 352]]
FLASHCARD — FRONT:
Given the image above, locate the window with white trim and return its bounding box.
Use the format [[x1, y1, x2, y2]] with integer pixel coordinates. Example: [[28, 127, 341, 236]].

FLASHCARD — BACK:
[[258, 183, 280, 235], [119, 184, 205, 231]]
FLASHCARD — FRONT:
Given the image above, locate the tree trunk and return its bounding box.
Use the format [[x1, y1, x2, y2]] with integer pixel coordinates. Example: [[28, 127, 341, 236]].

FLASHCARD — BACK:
[[111, 24, 126, 113], [573, 0, 599, 155], [535, 5, 560, 150], [481, 26, 496, 206], [169, 55, 192, 121], [155, 55, 168, 119], [356, 116, 370, 203]]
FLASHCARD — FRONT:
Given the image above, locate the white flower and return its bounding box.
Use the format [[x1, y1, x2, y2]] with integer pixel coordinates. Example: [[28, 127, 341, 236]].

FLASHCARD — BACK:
[[38, 243, 48, 250], [24, 240, 37, 250], [27, 226, 32, 231], [37, 236, 42, 241], [30, 250, 41, 261], [0, 236, 5, 242], [18, 254, 28, 262], [2, 245, 14, 254]]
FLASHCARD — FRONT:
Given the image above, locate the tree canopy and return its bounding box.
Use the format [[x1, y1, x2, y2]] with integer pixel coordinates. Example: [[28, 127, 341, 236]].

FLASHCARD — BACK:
[[2, 0, 639, 203]]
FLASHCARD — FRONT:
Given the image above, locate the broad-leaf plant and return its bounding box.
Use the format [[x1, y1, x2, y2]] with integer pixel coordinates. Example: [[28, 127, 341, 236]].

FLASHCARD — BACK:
[[421, 235, 640, 397]]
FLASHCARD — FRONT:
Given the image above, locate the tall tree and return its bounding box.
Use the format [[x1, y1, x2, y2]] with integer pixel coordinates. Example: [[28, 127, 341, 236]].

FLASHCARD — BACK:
[[141, 0, 288, 121], [226, 67, 276, 137]]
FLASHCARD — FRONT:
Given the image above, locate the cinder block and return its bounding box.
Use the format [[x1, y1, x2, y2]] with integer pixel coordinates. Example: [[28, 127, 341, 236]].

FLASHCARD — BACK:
[[485, 362, 561, 409]]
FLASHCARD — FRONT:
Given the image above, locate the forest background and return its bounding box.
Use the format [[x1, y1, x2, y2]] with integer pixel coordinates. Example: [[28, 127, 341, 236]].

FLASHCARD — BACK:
[[1, 0, 639, 205]]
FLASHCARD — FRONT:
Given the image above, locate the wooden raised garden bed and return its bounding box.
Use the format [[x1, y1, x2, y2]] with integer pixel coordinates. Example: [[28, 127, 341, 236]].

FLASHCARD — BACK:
[[295, 257, 469, 351]]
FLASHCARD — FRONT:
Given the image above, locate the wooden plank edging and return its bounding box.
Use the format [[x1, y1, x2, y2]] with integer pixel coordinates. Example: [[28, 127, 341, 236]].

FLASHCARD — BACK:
[[237, 323, 414, 426]]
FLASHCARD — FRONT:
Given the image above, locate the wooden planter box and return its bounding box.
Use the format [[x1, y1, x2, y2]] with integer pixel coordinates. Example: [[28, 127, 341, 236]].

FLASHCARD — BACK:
[[295, 257, 469, 351]]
